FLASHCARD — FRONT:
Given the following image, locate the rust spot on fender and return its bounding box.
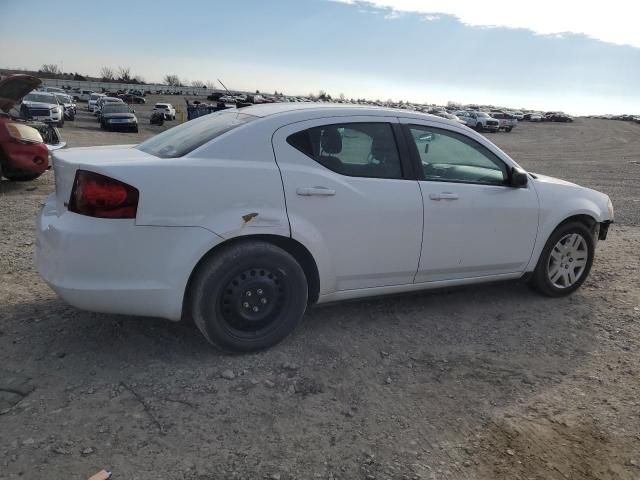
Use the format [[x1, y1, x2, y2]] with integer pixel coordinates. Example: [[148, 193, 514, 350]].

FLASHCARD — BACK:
[[242, 212, 259, 223]]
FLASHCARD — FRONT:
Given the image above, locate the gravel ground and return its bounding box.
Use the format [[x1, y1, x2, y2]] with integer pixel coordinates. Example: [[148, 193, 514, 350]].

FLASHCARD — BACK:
[[1, 104, 639, 480]]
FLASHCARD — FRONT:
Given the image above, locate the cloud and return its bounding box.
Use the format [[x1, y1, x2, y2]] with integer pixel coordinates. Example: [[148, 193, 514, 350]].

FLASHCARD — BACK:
[[330, 0, 640, 48]]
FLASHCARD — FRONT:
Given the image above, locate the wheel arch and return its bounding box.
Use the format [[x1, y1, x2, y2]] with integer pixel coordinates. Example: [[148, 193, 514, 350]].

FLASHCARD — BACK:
[[553, 213, 598, 233], [526, 212, 600, 272], [182, 234, 321, 319]]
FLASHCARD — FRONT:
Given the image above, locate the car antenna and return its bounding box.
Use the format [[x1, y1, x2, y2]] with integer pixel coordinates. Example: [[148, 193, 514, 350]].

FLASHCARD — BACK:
[[218, 79, 231, 94]]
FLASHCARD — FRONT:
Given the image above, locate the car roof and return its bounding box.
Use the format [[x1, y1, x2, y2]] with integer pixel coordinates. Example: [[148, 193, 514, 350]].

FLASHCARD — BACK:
[[237, 102, 456, 122], [28, 91, 56, 97]]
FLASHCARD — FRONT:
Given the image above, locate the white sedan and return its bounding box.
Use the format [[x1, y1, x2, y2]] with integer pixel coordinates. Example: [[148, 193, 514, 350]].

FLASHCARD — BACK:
[[37, 104, 614, 352]]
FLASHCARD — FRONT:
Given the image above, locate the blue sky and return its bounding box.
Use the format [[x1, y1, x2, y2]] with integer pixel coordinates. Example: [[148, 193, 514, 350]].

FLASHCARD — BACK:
[[1, 0, 638, 114]]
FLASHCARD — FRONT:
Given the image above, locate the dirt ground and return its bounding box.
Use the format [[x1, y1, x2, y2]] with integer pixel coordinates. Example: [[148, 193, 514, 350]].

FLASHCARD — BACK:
[[1, 101, 639, 480]]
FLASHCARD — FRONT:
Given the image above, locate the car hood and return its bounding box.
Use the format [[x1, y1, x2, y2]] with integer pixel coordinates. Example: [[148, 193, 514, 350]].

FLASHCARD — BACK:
[[102, 112, 136, 119], [531, 173, 579, 188], [0, 75, 42, 112], [22, 100, 56, 108]]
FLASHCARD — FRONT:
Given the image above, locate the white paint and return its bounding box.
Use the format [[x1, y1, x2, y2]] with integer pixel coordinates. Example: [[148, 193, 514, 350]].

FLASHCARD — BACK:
[[36, 104, 613, 322]]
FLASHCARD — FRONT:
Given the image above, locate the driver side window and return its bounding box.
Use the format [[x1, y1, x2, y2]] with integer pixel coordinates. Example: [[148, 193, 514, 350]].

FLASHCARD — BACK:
[[408, 125, 508, 186]]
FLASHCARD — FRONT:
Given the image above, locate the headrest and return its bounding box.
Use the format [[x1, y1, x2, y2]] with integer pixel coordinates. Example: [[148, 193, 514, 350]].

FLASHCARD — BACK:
[[371, 134, 392, 160], [321, 127, 342, 154]]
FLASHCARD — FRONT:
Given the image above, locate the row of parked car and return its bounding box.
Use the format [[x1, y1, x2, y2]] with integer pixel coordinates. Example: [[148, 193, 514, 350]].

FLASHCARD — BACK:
[[17, 86, 79, 127]]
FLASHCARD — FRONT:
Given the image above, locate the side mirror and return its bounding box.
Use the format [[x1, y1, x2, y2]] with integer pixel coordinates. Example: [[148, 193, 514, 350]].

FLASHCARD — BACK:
[[509, 167, 528, 187]]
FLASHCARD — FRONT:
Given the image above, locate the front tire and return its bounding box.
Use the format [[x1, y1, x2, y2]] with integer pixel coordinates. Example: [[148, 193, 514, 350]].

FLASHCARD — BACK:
[[191, 241, 308, 352], [528, 222, 594, 297]]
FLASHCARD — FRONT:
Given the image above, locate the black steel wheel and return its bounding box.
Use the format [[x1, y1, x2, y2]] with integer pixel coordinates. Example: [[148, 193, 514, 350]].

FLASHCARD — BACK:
[[219, 267, 286, 333], [191, 241, 308, 352]]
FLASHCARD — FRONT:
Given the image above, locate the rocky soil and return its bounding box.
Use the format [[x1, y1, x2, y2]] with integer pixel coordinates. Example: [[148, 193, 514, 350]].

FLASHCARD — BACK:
[[1, 108, 639, 479]]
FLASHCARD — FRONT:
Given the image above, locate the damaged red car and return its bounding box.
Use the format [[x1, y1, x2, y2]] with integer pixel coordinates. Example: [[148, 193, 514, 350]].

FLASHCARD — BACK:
[[0, 75, 66, 181]]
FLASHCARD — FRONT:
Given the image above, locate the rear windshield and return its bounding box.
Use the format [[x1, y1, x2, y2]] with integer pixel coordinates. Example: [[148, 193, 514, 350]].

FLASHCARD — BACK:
[[102, 104, 130, 114], [137, 111, 257, 158], [155, 104, 168, 108]]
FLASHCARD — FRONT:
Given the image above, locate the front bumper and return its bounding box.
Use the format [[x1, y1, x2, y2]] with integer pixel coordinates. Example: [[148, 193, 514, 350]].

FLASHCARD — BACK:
[[36, 194, 222, 321], [598, 221, 612, 241]]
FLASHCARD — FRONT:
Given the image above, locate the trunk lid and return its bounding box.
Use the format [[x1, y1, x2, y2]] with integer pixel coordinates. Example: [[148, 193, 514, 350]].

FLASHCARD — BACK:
[[51, 145, 153, 215]]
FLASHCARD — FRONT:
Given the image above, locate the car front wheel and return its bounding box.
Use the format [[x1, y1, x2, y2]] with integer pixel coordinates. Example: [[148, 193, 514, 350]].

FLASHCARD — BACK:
[[190, 241, 308, 352], [529, 221, 594, 297]]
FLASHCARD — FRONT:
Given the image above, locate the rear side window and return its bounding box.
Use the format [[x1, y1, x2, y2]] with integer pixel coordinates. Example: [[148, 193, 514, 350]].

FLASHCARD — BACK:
[[287, 122, 402, 179], [136, 111, 257, 158]]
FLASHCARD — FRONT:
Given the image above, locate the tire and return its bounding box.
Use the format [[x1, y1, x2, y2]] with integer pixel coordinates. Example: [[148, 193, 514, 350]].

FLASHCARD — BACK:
[[528, 221, 594, 297], [506, 127, 512, 132], [476, 123, 484, 132], [132, 126, 139, 133], [191, 241, 308, 352], [5, 172, 41, 181], [57, 119, 64, 128]]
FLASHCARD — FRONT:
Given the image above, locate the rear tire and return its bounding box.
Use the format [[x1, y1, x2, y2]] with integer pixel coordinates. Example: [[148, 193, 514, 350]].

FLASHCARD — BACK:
[[5, 172, 41, 181], [191, 241, 308, 352], [528, 222, 594, 297]]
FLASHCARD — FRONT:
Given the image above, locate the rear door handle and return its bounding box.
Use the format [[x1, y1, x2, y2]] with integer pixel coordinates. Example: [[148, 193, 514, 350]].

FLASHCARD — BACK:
[[429, 192, 459, 201], [296, 186, 336, 196]]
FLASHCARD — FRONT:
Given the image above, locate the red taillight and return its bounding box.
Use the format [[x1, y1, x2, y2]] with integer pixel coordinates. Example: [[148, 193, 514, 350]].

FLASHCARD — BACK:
[[68, 170, 139, 219]]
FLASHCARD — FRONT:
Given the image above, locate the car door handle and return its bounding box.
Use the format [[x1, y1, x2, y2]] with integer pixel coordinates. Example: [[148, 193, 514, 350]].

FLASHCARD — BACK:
[[296, 187, 336, 196], [429, 192, 459, 201]]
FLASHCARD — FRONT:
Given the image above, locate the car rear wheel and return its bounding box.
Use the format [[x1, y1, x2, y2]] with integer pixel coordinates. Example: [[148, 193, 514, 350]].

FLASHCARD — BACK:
[[191, 241, 308, 352], [528, 222, 594, 297], [4, 172, 41, 181]]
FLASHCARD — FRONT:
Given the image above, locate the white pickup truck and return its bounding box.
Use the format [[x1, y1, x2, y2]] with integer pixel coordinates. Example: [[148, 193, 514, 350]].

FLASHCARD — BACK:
[[490, 111, 518, 132], [464, 111, 500, 132]]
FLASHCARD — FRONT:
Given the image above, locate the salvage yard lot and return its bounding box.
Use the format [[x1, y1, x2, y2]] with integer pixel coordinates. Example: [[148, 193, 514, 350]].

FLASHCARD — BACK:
[[1, 105, 639, 479]]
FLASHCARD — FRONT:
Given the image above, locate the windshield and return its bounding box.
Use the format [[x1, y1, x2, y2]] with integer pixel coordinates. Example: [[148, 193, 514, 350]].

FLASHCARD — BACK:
[[137, 111, 257, 158], [24, 93, 58, 104], [55, 94, 71, 103], [102, 104, 130, 114], [476, 112, 490, 118]]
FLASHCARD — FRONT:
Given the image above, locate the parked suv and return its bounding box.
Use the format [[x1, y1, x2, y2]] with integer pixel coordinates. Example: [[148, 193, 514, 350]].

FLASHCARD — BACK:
[[153, 103, 176, 120], [88, 93, 106, 112], [20, 91, 64, 127]]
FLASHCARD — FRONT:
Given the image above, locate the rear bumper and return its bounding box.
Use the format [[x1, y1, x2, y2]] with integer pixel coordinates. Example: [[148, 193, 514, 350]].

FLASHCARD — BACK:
[[36, 194, 222, 321]]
